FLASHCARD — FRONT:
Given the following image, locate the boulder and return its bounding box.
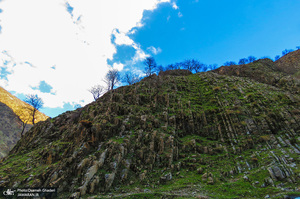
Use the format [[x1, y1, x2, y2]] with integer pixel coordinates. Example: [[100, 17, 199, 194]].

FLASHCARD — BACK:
[[105, 173, 116, 191], [202, 173, 208, 181], [197, 167, 203, 174], [268, 166, 286, 181], [207, 177, 214, 185]]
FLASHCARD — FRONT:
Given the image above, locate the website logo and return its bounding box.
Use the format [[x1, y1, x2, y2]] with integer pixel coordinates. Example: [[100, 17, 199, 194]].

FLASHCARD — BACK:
[[3, 189, 15, 196]]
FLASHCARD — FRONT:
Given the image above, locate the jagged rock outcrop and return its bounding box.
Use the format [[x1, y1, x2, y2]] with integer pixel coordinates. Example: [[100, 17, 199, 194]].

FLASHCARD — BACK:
[[0, 55, 299, 198]]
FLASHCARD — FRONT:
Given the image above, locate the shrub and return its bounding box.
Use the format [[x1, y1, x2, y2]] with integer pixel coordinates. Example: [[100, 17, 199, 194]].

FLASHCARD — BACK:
[[259, 135, 271, 142], [213, 86, 221, 91], [79, 120, 93, 128]]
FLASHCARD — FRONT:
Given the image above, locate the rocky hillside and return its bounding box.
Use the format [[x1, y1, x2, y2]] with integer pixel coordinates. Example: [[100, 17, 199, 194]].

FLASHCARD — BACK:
[[275, 50, 300, 76], [0, 55, 299, 198], [0, 87, 48, 159]]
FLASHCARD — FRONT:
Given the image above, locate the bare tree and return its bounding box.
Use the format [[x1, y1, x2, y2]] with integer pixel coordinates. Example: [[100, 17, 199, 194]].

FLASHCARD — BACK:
[[122, 72, 140, 85], [208, 64, 218, 70], [166, 64, 177, 70], [202, 64, 208, 72], [238, 58, 248, 65], [275, 55, 281, 61], [143, 57, 157, 76], [193, 61, 207, 73], [104, 69, 120, 90], [223, 61, 236, 66], [156, 65, 165, 74], [182, 59, 194, 71], [15, 108, 31, 136], [89, 85, 105, 100], [282, 49, 294, 56], [176, 62, 184, 69], [24, 94, 44, 125], [247, 56, 256, 63]]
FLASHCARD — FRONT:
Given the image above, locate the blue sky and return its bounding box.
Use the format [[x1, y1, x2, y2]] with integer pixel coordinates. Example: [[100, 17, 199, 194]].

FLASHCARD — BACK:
[[0, 0, 299, 118], [119, 0, 300, 67]]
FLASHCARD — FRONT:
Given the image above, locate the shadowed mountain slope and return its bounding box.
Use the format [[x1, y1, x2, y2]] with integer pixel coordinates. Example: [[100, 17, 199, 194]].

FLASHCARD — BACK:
[[0, 102, 32, 159], [0, 63, 299, 198]]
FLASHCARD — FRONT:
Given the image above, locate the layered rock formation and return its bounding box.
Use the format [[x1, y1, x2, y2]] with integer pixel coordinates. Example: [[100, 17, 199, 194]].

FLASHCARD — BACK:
[[0, 54, 299, 198]]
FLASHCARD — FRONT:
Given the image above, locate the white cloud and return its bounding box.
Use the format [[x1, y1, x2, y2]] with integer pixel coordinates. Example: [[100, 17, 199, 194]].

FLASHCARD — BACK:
[[171, 2, 182, 18], [112, 63, 124, 71], [112, 29, 134, 46], [0, 0, 172, 110], [132, 46, 149, 64], [147, 46, 162, 55], [172, 2, 179, 10]]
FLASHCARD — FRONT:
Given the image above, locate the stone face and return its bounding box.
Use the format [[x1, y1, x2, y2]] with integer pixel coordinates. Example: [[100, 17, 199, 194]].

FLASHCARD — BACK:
[[165, 172, 172, 181], [105, 173, 116, 191], [202, 173, 208, 181], [243, 175, 249, 181], [69, 192, 80, 199], [268, 166, 286, 181], [207, 177, 214, 185], [79, 164, 98, 195], [139, 171, 147, 181], [197, 167, 203, 174]]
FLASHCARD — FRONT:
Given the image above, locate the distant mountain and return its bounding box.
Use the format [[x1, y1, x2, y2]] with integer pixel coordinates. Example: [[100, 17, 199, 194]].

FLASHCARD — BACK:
[[0, 87, 48, 159], [0, 52, 299, 198]]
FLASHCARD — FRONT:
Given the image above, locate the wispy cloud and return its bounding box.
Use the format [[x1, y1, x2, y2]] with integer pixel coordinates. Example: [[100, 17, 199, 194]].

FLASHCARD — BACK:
[[147, 46, 162, 55], [178, 12, 183, 18]]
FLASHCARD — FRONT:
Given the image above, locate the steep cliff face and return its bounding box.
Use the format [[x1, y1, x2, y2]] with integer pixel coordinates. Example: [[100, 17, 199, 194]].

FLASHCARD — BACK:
[[0, 102, 33, 159], [0, 61, 299, 198]]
